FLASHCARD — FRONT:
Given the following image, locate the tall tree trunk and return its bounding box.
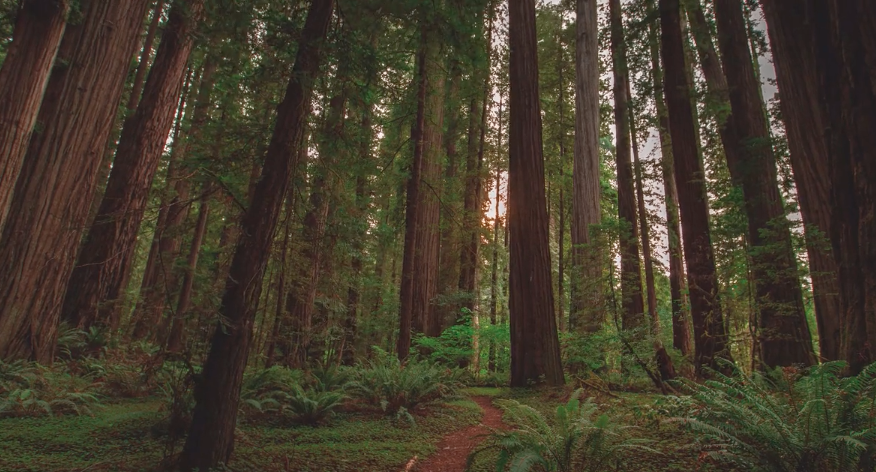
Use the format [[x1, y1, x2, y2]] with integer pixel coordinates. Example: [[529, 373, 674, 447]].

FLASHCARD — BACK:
[[759, 0, 841, 362], [397, 15, 445, 358], [557, 36, 566, 333], [439, 71, 460, 312], [459, 2, 496, 320], [0, 0, 68, 232], [646, 0, 691, 356], [659, 0, 733, 376], [610, 0, 646, 335], [166, 196, 209, 352], [128, 0, 166, 111], [810, 0, 876, 374], [62, 0, 205, 332], [287, 92, 345, 368], [629, 93, 659, 335], [712, 0, 814, 367], [571, 0, 603, 333], [508, 0, 564, 388], [179, 0, 333, 468], [131, 58, 217, 342], [488, 95, 503, 373], [0, 0, 151, 362]]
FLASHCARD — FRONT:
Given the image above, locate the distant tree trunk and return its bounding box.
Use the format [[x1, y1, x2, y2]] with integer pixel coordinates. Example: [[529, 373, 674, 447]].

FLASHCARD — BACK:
[[629, 95, 658, 335], [398, 16, 445, 358], [488, 95, 503, 373], [646, 0, 691, 356], [760, 0, 842, 362], [62, 0, 205, 332], [810, 0, 876, 375], [610, 0, 646, 335], [439, 71, 461, 313], [711, 0, 815, 368], [508, 0, 564, 388], [0, 0, 151, 362], [0, 0, 68, 232], [131, 58, 217, 342], [459, 2, 496, 323], [166, 196, 209, 352], [557, 37, 566, 333], [659, 0, 733, 376], [571, 0, 603, 334], [287, 92, 345, 368], [128, 0, 166, 111], [265, 200, 293, 368], [179, 0, 333, 468]]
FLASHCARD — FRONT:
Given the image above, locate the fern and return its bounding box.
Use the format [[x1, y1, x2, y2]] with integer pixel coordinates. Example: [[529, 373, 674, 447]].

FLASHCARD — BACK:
[[347, 357, 461, 414], [468, 389, 655, 471], [670, 360, 876, 472]]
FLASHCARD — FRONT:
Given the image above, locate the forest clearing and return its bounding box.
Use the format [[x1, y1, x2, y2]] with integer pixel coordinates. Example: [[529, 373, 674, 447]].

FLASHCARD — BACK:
[[1, 0, 875, 470]]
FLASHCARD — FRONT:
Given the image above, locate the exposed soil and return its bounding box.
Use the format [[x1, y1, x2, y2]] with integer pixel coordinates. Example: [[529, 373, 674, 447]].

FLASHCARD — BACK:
[[410, 396, 507, 472]]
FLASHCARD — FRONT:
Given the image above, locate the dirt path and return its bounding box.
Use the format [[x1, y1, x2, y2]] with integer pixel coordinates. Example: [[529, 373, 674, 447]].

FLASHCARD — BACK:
[[409, 396, 507, 472]]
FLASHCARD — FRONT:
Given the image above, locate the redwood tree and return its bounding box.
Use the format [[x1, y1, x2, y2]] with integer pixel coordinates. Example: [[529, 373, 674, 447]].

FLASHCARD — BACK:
[[61, 0, 205, 332], [179, 0, 334, 468], [609, 0, 646, 333], [508, 0, 564, 387], [759, 0, 841, 362], [570, 0, 602, 333], [0, 0, 151, 362], [659, 0, 732, 376], [0, 0, 68, 232]]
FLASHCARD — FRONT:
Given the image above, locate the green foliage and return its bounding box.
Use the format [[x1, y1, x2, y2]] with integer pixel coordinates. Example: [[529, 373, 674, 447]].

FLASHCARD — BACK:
[[279, 385, 346, 425], [414, 314, 476, 366], [348, 357, 461, 414], [0, 360, 102, 418], [671, 361, 876, 471], [468, 389, 654, 471]]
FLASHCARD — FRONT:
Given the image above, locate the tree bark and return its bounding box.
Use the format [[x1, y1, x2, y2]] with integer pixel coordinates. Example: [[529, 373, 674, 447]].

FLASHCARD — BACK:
[[397, 15, 445, 358], [508, 0, 564, 387], [810, 0, 876, 374], [610, 0, 646, 335], [488, 95, 503, 373], [571, 0, 603, 334], [659, 0, 733, 376], [287, 92, 345, 368], [759, 0, 841, 362], [62, 0, 205, 332], [127, 0, 166, 111], [712, 0, 814, 367], [0, 0, 151, 362], [131, 58, 217, 342], [179, 0, 333, 468], [646, 0, 692, 356], [0, 0, 68, 232], [166, 196, 209, 352]]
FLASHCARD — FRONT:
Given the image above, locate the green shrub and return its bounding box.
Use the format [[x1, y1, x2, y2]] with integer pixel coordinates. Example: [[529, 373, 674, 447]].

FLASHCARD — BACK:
[[281, 385, 345, 425], [468, 389, 654, 472], [348, 357, 461, 414], [0, 360, 102, 418], [671, 361, 876, 472]]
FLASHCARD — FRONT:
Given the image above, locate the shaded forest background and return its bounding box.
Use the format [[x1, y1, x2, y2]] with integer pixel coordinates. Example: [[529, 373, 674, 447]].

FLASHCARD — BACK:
[[0, 0, 875, 469]]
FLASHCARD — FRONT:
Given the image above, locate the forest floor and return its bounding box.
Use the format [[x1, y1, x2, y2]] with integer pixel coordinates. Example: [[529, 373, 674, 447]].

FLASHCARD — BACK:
[[0, 386, 705, 472]]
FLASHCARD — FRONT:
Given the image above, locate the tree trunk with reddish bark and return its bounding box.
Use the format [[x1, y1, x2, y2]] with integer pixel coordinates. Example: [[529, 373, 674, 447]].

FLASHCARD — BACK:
[[62, 0, 205, 332], [571, 0, 603, 333], [760, 0, 841, 362], [508, 0, 564, 388], [659, 0, 733, 376], [397, 16, 445, 358], [0, 0, 151, 362], [610, 0, 646, 335], [166, 196, 209, 352], [712, 0, 815, 368], [0, 0, 68, 232], [179, 0, 333, 469]]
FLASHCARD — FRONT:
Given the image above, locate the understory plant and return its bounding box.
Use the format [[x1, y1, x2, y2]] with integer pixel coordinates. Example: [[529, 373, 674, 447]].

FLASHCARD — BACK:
[[467, 389, 653, 471], [348, 355, 461, 414], [0, 360, 102, 417], [671, 360, 876, 471]]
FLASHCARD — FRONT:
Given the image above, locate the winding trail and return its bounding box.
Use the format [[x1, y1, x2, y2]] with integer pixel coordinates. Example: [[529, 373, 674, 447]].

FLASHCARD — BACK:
[[410, 396, 507, 472]]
